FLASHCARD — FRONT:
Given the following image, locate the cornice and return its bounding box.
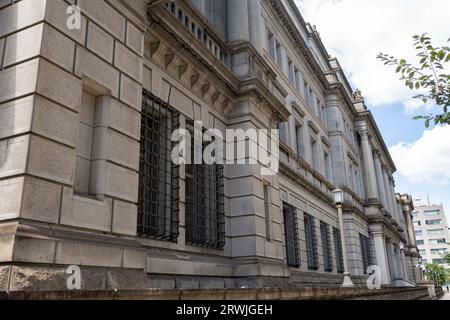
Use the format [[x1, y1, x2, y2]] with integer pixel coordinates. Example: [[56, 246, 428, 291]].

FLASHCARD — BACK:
[[368, 215, 407, 243], [267, 0, 330, 91], [238, 77, 290, 122]]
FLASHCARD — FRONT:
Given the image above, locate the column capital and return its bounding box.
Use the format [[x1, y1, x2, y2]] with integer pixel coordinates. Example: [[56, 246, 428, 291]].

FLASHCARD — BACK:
[[402, 205, 411, 215], [389, 177, 396, 186], [369, 223, 384, 235], [373, 150, 381, 159], [359, 129, 371, 141]]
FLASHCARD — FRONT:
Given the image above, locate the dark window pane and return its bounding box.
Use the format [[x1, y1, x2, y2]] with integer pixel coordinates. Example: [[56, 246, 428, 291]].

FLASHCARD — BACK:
[[283, 203, 300, 268], [321, 221, 333, 272], [185, 121, 225, 249], [333, 227, 344, 273], [137, 89, 180, 242], [360, 234, 372, 274], [304, 213, 318, 270]]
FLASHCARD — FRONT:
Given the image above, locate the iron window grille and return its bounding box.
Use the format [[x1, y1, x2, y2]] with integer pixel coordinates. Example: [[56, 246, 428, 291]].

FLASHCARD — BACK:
[[137, 89, 180, 242], [359, 234, 372, 274], [304, 213, 319, 270], [333, 227, 344, 273], [320, 221, 333, 272], [185, 121, 225, 250], [283, 203, 300, 268]]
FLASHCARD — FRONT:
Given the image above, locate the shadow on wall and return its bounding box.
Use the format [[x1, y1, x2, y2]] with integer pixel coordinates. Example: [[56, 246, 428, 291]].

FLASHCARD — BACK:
[[0, 1, 18, 172]]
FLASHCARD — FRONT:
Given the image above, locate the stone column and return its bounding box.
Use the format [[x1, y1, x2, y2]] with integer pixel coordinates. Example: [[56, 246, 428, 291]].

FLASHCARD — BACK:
[[373, 151, 388, 210], [370, 227, 391, 285], [404, 205, 418, 249], [360, 130, 379, 201], [227, 0, 250, 43], [388, 177, 400, 223], [247, 0, 264, 53], [382, 168, 394, 215]]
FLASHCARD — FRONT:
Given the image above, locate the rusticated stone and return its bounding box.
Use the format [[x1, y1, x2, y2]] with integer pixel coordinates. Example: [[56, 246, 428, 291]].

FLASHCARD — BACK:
[[0, 266, 11, 291], [106, 269, 148, 290], [9, 266, 68, 292]]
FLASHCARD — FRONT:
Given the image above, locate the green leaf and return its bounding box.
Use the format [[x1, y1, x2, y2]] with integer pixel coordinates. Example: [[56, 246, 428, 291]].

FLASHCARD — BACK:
[[425, 119, 430, 128]]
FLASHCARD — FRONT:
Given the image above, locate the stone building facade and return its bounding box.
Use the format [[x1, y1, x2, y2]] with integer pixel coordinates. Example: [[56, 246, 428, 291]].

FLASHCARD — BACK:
[[0, 0, 420, 291]]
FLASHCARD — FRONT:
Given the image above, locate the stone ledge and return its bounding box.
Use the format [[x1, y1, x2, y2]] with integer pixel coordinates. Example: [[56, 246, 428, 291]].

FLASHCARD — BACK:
[[0, 286, 434, 300]]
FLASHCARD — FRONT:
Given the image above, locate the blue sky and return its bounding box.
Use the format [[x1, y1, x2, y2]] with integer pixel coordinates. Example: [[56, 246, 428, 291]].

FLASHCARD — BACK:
[[295, 0, 450, 219]]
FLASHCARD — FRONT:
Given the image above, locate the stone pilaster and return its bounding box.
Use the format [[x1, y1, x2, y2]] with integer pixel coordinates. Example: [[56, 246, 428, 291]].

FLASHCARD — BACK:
[[370, 225, 391, 285], [385, 240, 396, 281], [227, 96, 288, 279], [400, 245, 408, 282]]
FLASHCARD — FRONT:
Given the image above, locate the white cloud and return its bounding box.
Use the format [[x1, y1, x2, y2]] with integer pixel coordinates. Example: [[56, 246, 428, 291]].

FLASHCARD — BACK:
[[295, 0, 450, 111], [389, 126, 450, 185], [403, 98, 435, 114]]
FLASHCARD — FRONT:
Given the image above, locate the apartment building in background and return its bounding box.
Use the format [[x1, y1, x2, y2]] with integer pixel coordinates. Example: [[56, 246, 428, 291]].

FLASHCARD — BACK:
[[0, 0, 421, 291], [412, 201, 450, 268]]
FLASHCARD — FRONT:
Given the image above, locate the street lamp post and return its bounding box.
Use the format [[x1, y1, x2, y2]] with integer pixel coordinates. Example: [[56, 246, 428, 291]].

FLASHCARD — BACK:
[[333, 189, 354, 287]]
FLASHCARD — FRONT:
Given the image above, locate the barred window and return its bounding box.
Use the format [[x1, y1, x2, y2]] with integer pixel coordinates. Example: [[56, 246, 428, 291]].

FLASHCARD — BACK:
[[333, 227, 344, 273], [320, 222, 333, 272], [185, 121, 225, 249], [359, 234, 372, 274], [304, 213, 319, 270], [283, 203, 300, 267], [137, 90, 180, 241]]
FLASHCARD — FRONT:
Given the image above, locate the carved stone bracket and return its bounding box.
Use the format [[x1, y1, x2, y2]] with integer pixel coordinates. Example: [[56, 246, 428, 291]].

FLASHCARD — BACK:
[[223, 99, 233, 115], [202, 82, 214, 101], [179, 62, 195, 85], [165, 51, 182, 75], [146, 33, 235, 117], [150, 40, 168, 66]]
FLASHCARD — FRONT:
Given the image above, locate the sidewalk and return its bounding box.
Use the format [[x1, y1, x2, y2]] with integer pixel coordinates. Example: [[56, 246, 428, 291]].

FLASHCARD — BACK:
[[439, 292, 450, 300]]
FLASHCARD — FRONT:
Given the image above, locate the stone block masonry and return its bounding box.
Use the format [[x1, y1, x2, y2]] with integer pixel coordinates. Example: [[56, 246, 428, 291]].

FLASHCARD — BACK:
[[0, 0, 148, 291]]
